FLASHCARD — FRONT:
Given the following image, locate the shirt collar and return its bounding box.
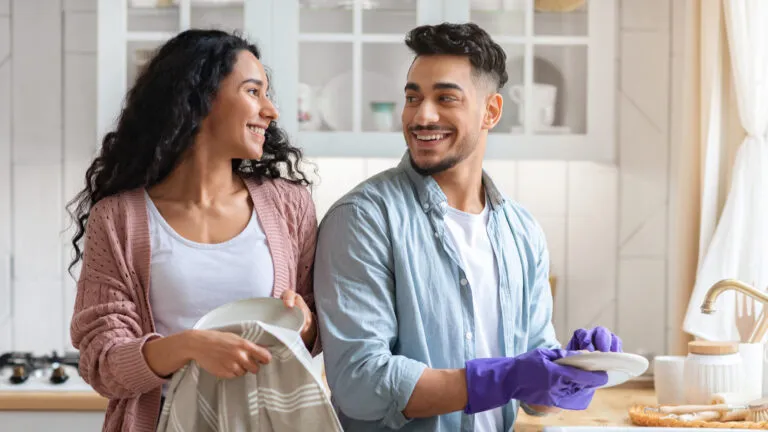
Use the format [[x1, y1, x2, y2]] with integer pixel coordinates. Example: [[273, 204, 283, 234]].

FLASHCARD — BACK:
[[397, 151, 507, 215]]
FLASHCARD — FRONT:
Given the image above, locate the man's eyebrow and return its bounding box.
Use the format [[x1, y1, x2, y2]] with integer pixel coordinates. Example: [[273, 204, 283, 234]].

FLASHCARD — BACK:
[[404, 82, 465, 92], [433, 82, 464, 92]]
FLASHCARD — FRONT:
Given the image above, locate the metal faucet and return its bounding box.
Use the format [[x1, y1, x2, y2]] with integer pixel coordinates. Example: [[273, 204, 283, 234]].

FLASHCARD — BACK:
[[700, 278, 768, 342], [700, 279, 768, 314]]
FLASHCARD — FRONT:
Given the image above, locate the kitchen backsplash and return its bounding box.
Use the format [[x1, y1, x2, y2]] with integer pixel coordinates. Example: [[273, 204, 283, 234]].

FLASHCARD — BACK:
[[0, 0, 682, 358]]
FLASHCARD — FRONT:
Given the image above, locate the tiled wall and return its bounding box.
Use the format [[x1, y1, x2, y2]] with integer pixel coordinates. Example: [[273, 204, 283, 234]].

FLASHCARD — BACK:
[[617, 0, 677, 357], [0, 0, 679, 357]]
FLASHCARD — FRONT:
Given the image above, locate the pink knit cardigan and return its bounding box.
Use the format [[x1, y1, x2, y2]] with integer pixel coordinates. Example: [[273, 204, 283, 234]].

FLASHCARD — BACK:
[[69, 177, 320, 432]]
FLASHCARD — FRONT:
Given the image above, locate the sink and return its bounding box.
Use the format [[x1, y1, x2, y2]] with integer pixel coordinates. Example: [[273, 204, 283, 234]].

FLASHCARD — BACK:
[[543, 428, 749, 432]]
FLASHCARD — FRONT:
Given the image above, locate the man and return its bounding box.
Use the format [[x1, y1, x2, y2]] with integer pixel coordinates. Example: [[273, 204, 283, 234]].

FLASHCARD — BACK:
[[313, 22, 622, 432]]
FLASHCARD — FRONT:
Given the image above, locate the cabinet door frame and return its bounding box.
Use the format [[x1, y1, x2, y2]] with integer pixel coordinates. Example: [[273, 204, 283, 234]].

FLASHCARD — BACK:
[[245, 0, 299, 136]]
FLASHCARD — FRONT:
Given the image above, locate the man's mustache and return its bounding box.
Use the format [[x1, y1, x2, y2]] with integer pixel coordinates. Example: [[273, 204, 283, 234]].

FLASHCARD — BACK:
[[408, 125, 454, 132]]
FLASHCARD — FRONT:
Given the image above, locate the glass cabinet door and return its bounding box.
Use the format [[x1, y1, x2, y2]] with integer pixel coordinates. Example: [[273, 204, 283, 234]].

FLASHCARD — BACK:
[[469, 0, 588, 136], [294, 0, 436, 156], [360, 0, 416, 133], [125, 1, 246, 89], [470, 1, 526, 136], [530, 1, 588, 137], [100, 0, 614, 160], [462, 0, 614, 161], [100, 0, 255, 142]]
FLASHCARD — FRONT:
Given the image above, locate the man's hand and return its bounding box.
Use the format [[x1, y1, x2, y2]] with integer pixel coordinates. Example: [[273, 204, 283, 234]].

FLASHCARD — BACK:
[[464, 348, 608, 414], [566, 326, 622, 352]]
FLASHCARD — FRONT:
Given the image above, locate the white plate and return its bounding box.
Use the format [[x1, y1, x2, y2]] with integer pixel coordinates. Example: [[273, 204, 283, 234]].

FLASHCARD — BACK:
[[554, 352, 649, 388], [193, 298, 304, 332], [318, 70, 402, 132]]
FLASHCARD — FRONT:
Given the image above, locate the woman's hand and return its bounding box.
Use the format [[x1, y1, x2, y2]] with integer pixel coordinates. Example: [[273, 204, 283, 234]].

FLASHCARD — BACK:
[[144, 329, 271, 379], [281, 290, 317, 349], [187, 329, 272, 379]]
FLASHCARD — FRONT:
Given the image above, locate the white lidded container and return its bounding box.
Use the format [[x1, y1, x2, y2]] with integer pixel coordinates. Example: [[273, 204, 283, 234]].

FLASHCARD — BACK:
[[683, 341, 745, 404]]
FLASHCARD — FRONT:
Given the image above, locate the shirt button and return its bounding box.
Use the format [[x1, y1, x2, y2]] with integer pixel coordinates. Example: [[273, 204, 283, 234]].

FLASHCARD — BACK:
[[422, 203, 429, 211], [434, 231, 439, 238], [460, 278, 468, 286], [465, 332, 473, 340]]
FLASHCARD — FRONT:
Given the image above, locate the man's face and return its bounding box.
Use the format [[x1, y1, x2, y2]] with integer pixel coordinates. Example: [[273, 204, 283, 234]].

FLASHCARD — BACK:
[[401, 55, 496, 176]]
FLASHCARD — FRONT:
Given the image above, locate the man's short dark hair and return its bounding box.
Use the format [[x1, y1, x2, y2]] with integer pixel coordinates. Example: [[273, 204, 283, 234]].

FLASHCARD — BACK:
[[404, 22, 508, 92]]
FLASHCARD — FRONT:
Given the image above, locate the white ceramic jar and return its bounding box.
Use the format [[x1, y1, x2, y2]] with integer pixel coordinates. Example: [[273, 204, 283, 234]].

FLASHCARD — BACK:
[[683, 341, 745, 404]]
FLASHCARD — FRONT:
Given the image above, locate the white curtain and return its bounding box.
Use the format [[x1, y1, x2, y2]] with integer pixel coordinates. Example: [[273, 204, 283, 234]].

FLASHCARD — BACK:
[[683, 0, 768, 342]]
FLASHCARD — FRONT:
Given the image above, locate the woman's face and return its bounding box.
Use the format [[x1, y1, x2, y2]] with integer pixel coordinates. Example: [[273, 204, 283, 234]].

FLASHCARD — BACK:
[[199, 50, 278, 161]]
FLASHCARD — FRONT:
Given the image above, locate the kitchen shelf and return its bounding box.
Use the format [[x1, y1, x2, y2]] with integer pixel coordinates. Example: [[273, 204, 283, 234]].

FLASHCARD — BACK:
[[127, 3, 242, 16], [299, 33, 406, 42], [126, 31, 175, 42], [294, 131, 608, 162], [128, 6, 178, 15]]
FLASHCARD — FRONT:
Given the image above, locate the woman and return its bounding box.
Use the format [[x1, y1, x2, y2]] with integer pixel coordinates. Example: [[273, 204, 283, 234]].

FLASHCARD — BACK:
[[67, 29, 320, 431]]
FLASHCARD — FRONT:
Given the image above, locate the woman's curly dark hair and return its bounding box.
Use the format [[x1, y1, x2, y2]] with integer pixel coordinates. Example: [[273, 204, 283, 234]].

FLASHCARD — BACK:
[[67, 29, 311, 273], [405, 22, 508, 91]]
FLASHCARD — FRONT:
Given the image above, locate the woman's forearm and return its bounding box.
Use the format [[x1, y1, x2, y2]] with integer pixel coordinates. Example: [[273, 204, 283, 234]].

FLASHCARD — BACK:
[[143, 330, 197, 378]]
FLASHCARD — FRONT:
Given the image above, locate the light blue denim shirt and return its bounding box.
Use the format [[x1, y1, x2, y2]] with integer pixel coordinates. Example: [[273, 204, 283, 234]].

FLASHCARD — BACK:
[[314, 153, 561, 432]]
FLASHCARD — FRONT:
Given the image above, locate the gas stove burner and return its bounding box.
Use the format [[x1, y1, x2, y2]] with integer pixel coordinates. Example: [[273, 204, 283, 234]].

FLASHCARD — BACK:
[[50, 364, 69, 384], [0, 350, 94, 392], [0, 350, 81, 385], [10, 365, 29, 384]]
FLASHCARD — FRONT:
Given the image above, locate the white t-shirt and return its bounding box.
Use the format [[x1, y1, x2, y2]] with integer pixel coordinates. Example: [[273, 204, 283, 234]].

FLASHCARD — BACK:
[[145, 191, 275, 339], [443, 201, 502, 432]]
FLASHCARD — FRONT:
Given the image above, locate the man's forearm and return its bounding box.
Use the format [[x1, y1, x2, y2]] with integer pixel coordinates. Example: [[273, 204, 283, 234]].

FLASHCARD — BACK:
[[402, 368, 468, 418]]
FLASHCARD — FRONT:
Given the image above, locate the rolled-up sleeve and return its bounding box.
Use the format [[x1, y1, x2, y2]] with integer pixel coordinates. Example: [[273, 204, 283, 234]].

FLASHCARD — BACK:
[[525, 220, 561, 352], [314, 202, 426, 430]]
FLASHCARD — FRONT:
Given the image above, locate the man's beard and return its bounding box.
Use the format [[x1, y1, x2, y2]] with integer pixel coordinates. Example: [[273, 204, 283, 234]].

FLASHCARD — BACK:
[[408, 134, 477, 176], [409, 153, 461, 176]]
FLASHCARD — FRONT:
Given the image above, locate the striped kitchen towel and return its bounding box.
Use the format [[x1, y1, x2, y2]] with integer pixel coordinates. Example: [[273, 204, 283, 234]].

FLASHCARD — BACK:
[[156, 321, 342, 432]]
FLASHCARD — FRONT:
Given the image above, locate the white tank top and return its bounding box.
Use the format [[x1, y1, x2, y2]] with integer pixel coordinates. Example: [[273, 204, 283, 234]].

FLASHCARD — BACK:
[[145, 191, 275, 338]]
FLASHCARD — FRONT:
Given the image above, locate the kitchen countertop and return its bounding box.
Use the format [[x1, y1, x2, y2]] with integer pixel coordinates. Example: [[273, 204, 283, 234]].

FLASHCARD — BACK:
[[0, 377, 654, 421], [0, 391, 108, 411], [514, 384, 656, 432]]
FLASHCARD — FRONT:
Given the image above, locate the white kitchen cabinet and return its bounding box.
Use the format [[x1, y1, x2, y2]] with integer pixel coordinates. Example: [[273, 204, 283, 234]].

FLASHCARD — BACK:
[[0, 411, 106, 431], [98, 0, 615, 161]]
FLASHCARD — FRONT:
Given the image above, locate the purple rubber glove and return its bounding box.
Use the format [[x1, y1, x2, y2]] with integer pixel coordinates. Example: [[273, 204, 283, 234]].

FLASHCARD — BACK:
[[464, 348, 608, 414], [566, 326, 622, 352]]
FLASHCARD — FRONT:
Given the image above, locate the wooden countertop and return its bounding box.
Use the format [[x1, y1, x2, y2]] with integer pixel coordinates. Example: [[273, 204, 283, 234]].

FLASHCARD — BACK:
[[514, 384, 656, 431], [0, 376, 653, 422], [0, 391, 108, 411]]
